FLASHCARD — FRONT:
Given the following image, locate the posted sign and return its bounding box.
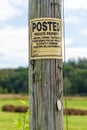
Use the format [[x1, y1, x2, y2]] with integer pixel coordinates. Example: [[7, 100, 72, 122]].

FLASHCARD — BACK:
[[30, 18, 62, 60]]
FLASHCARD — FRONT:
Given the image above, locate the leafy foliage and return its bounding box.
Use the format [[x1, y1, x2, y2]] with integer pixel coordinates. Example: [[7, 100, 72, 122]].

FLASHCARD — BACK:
[[0, 58, 87, 95], [63, 58, 87, 95], [0, 67, 28, 94], [14, 100, 29, 130]]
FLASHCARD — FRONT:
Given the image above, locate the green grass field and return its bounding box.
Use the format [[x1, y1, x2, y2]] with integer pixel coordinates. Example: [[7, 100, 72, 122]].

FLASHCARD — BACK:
[[0, 94, 28, 130], [64, 97, 87, 130], [64, 96, 87, 110], [0, 95, 87, 130], [64, 116, 87, 130]]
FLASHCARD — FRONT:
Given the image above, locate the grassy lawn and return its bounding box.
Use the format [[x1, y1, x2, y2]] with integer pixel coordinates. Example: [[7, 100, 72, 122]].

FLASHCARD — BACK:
[[64, 116, 87, 130], [0, 111, 19, 130], [63, 96, 87, 109], [0, 95, 87, 130], [64, 97, 87, 130], [0, 94, 29, 130]]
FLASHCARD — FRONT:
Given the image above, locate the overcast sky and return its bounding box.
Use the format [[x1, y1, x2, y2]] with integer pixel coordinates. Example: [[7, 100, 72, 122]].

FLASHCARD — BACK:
[[0, 0, 87, 68]]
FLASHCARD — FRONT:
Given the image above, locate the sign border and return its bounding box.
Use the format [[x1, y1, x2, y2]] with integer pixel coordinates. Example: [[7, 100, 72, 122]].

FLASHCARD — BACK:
[[29, 18, 62, 60]]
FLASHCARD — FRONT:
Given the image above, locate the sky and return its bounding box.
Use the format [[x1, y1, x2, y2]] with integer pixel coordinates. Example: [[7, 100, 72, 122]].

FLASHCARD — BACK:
[[64, 0, 87, 61], [0, 0, 87, 68]]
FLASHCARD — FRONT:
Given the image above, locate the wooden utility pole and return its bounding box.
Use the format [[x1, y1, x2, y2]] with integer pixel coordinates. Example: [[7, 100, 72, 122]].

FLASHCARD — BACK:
[[29, 0, 63, 130]]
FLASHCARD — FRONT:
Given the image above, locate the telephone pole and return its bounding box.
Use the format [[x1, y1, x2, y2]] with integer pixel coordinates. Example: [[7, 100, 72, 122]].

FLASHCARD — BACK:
[[29, 0, 63, 130]]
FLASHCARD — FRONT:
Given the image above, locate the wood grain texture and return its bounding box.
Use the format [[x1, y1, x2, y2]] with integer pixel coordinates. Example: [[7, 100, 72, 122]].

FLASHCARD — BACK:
[[29, 0, 63, 130]]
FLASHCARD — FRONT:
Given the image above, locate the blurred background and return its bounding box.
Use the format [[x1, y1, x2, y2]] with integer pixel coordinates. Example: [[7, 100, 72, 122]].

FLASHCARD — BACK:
[[0, 0, 87, 130]]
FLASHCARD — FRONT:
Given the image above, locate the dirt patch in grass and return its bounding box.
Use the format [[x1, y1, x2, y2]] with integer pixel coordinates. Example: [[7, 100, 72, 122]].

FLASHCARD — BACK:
[[0, 94, 28, 99], [2, 104, 87, 115], [65, 96, 87, 100], [64, 108, 87, 115], [2, 105, 28, 113]]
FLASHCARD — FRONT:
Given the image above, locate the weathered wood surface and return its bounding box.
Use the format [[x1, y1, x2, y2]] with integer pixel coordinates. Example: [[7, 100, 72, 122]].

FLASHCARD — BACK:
[[29, 0, 63, 130]]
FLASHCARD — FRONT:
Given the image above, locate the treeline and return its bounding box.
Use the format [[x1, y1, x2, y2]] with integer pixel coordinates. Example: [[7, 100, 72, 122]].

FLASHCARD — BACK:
[[0, 58, 87, 95], [0, 67, 28, 94], [63, 58, 87, 95]]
